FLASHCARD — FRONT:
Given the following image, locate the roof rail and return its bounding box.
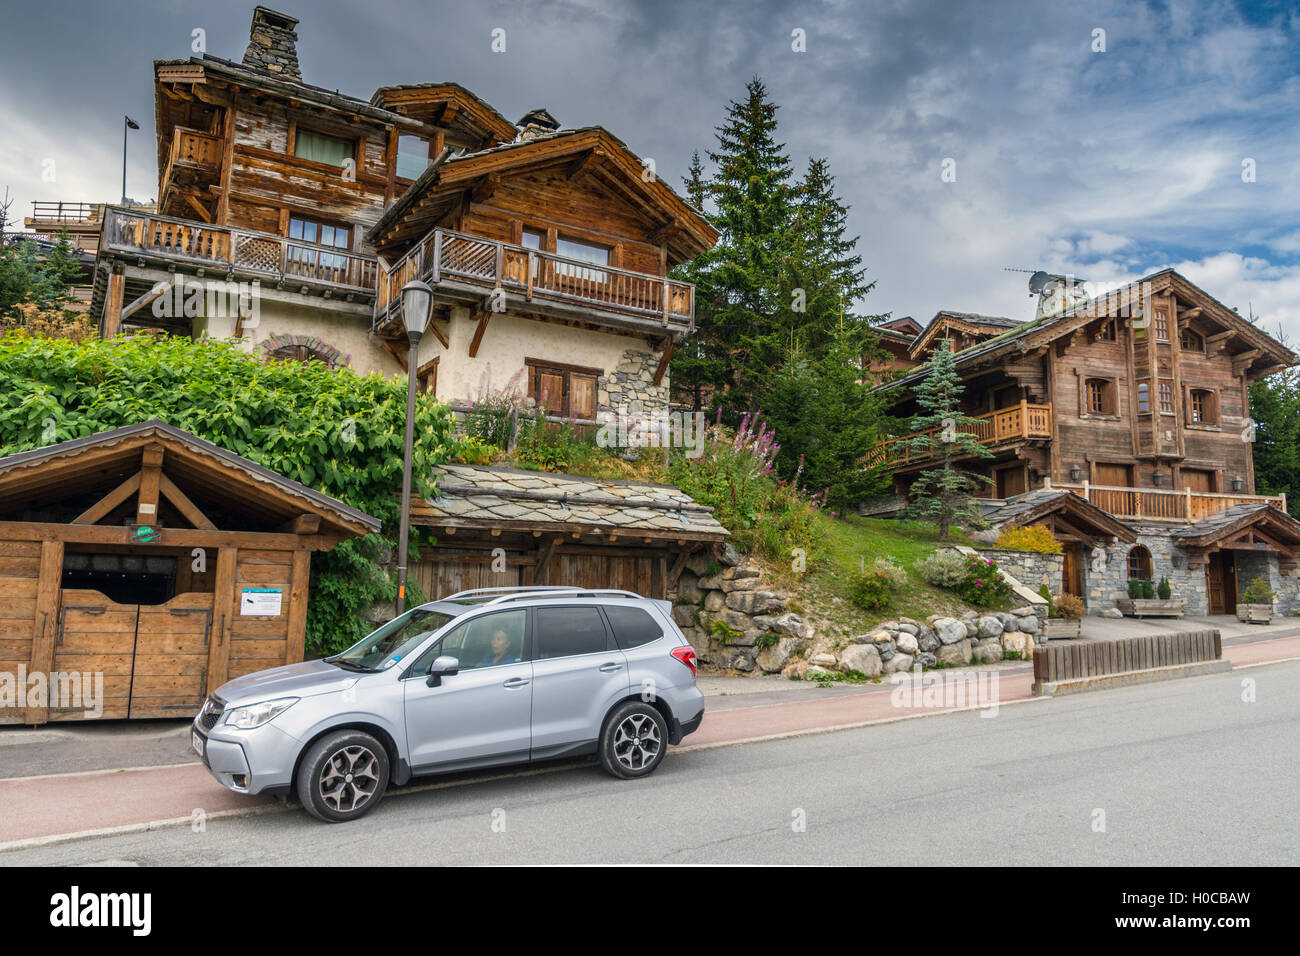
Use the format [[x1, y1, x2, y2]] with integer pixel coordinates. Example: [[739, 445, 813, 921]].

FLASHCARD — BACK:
[[439, 585, 585, 602], [481, 588, 645, 607]]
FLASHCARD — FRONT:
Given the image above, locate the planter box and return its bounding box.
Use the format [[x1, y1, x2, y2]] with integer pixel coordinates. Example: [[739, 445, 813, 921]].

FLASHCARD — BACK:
[[1043, 618, 1081, 639], [1115, 598, 1186, 618], [1236, 603, 1274, 624]]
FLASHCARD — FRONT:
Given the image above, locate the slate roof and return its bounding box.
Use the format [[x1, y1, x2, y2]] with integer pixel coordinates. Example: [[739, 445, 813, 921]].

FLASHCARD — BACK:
[[981, 490, 1073, 524], [1170, 503, 1281, 540], [981, 489, 1138, 543], [412, 465, 728, 539]]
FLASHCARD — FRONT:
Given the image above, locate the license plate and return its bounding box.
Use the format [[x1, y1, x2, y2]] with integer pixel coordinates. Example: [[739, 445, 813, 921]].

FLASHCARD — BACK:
[[192, 730, 205, 759]]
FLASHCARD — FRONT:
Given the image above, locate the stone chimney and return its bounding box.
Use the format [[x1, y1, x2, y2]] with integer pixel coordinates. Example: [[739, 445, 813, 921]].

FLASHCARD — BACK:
[[516, 109, 560, 142], [242, 7, 302, 81]]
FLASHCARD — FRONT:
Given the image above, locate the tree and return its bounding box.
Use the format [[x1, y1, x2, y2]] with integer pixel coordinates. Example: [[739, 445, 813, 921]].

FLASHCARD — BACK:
[[0, 196, 84, 322], [902, 340, 992, 540], [1250, 365, 1300, 518]]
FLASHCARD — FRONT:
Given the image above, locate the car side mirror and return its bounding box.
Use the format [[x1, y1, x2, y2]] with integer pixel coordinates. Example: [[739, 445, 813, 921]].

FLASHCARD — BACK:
[[425, 655, 460, 687]]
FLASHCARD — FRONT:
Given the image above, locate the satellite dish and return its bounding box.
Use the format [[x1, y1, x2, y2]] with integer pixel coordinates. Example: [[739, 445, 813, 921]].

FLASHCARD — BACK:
[[1027, 271, 1051, 295]]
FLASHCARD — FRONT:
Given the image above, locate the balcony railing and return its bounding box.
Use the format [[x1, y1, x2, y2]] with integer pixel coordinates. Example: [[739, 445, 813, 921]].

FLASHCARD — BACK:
[[868, 402, 1053, 468], [102, 208, 379, 295], [374, 228, 695, 333], [28, 201, 102, 224], [166, 128, 222, 171], [1057, 482, 1286, 522]]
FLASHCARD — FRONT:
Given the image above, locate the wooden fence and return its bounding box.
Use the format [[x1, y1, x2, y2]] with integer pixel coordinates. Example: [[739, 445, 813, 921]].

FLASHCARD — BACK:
[[1033, 629, 1221, 684]]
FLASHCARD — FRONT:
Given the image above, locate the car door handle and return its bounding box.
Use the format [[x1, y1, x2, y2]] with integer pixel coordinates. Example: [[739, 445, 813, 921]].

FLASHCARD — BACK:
[[503, 677, 530, 688], [598, 662, 624, 672]]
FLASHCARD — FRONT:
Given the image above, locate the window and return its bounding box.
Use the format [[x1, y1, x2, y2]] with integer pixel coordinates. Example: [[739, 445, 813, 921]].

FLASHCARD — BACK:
[[521, 229, 543, 250], [268, 343, 337, 367], [287, 215, 352, 280], [294, 128, 353, 167], [604, 605, 664, 650], [1158, 380, 1175, 414], [1127, 546, 1153, 581], [1086, 379, 1114, 415], [1181, 328, 1203, 352], [1191, 389, 1218, 425], [1137, 381, 1151, 414], [411, 609, 528, 675], [526, 359, 600, 420], [395, 134, 432, 180], [1095, 320, 1116, 342], [289, 215, 351, 250], [534, 606, 609, 659], [1153, 307, 1170, 341], [331, 607, 454, 672], [555, 236, 609, 281]]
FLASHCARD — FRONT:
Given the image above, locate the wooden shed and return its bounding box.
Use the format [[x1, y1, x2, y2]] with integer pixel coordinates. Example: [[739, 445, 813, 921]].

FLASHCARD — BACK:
[[409, 465, 728, 600], [0, 421, 379, 724]]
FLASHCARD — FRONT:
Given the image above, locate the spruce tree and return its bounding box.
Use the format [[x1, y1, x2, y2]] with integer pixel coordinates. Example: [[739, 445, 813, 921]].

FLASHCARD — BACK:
[[903, 340, 992, 540]]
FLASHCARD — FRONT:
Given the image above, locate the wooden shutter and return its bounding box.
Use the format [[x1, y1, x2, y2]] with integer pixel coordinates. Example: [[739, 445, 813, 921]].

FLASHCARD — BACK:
[[571, 375, 596, 420], [537, 371, 565, 414]]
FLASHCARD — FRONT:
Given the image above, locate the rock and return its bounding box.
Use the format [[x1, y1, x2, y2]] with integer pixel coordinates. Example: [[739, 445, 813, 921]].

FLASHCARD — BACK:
[[729, 650, 756, 672], [781, 660, 808, 680], [973, 638, 1004, 663], [1025, 635, 1036, 659], [895, 632, 919, 655], [725, 590, 787, 615], [915, 652, 938, 669], [1009, 606, 1036, 616], [1001, 631, 1029, 657], [961, 610, 979, 623], [720, 576, 759, 593], [703, 591, 725, 612], [937, 640, 973, 667], [757, 637, 798, 673], [871, 629, 894, 645], [883, 652, 915, 674], [722, 566, 760, 580], [971, 528, 999, 545], [754, 612, 808, 638], [1101, 607, 1124, 619], [685, 551, 714, 577], [677, 572, 704, 604], [671, 604, 695, 628], [878, 620, 900, 632], [697, 575, 724, 591], [918, 626, 940, 652], [963, 621, 979, 638], [810, 653, 838, 667], [976, 615, 1004, 638], [897, 622, 920, 636], [838, 643, 882, 677], [934, 618, 967, 645], [996, 612, 1018, 629], [878, 640, 896, 662], [718, 542, 742, 567], [1017, 614, 1041, 635]]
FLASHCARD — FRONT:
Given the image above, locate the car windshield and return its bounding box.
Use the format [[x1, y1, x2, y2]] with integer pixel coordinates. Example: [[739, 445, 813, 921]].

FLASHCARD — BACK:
[[327, 607, 455, 671]]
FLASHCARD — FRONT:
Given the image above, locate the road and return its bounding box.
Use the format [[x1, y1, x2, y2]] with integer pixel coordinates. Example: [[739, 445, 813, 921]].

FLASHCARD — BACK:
[[2, 657, 1295, 866]]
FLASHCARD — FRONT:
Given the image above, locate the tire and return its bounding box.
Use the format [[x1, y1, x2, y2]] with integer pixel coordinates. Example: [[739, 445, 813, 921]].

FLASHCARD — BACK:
[[598, 701, 668, 779], [296, 730, 390, 823]]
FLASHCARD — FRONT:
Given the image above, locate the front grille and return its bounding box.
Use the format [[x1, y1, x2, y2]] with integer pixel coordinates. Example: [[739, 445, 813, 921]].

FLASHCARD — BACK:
[[198, 696, 224, 730]]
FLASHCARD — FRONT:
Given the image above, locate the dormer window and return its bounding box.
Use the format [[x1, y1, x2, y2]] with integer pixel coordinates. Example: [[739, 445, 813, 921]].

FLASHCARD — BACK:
[[1153, 307, 1170, 341], [396, 134, 433, 180], [1095, 320, 1116, 342], [294, 128, 354, 168], [1181, 328, 1204, 352]]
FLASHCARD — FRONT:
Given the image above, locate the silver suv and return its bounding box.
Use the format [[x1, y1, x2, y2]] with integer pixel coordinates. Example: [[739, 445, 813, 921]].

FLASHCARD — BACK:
[[190, 587, 704, 822]]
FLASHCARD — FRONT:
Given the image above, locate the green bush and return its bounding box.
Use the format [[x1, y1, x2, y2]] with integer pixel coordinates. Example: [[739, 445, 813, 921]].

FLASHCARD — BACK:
[[916, 549, 968, 588], [1157, 575, 1172, 600], [1038, 583, 1057, 618], [995, 526, 1063, 554], [1241, 577, 1277, 604], [0, 332, 458, 656], [957, 554, 1013, 607], [871, 556, 908, 589], [1127, 578, 1143, 599], [849, 569, 893, 610]]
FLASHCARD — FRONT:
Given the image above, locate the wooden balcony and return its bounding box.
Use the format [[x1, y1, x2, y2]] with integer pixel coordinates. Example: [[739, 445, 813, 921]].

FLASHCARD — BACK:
[[373, 228, 695, 337], [868, 402, 1053, 468], [1057, 482, 1286, 522], [101, 208, 379, 296]]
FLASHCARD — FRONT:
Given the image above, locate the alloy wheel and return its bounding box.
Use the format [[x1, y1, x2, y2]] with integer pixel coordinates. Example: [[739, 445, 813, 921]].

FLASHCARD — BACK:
[[612, 713, 662, 771], [318, 745, 381, 813]]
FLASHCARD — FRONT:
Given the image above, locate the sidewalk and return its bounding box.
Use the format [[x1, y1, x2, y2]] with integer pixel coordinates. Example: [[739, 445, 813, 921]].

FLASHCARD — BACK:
[[3, 632, 1298, 849]]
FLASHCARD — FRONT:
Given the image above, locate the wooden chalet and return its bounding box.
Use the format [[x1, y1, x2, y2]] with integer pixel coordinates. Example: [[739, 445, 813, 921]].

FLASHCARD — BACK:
[[0, 421, 377, 724], [409, 465, 727, 600]]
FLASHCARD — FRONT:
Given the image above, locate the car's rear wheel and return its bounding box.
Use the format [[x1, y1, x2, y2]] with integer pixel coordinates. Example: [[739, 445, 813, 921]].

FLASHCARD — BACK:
[[599, 701, 667, 779], [296, 730, 389, 823]]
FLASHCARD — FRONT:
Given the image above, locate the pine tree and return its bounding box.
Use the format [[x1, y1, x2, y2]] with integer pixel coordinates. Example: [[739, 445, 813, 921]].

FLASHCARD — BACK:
[[683, 150, 707, 212], [903, 340, 993, 540]]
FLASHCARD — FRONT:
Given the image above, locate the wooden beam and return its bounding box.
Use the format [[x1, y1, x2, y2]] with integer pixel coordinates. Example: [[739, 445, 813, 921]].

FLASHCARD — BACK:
[[136, 444, 165, 526], [183, 191, 213, 223], [471, 173, 499, 203], [25, 540, 64, 725], [159, 472, 217, 530], [72, 472, 141, 525], [102, 271, 126, 338], [533, 535, 562, 583], [647, 219, 683, 244], [204, 546, 238, 694], [653, 339, 676, 386], [667, 547, 695, 587], [284, 549, 312, 664], [468, 310, 491, 357], [566, 149, 606, 180], [119, 280, 175, 323], [277, 514, 321, 535]]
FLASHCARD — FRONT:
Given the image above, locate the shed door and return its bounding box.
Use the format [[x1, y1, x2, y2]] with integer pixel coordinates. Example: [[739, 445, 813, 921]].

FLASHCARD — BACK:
[[52, 590, 138, 720], [129, 593, 213, 718]]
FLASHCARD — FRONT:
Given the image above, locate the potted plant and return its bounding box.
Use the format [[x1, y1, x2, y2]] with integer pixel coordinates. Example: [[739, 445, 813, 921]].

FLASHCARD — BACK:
[[1116, 576, 1186, 618], [1237, 577, 1277, 624], [1044, 592, 1085, 638]]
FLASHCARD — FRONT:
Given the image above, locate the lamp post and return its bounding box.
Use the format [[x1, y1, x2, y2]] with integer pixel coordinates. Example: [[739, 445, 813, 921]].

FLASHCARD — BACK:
[[121, 116, 140, 205], [395, 280, 432, 616]]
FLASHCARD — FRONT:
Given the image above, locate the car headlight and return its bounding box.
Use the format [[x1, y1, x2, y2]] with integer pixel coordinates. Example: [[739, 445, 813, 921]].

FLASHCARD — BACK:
[[223, 697, 298, 729]]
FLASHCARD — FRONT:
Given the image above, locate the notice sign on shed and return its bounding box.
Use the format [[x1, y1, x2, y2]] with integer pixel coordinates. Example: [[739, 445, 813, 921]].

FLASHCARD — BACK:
[[240, 587, 283, 616]]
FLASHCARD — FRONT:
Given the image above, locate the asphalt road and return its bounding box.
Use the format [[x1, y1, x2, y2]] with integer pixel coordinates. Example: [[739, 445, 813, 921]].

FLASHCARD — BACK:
[[2, 659, 1296, 865]]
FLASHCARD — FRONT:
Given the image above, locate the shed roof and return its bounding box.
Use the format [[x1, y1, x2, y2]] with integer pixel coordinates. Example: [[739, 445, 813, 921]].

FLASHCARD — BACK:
[[1171, 502, 1300, 549], [983, 489, 1138, 543], [411, 465, 727, 541]]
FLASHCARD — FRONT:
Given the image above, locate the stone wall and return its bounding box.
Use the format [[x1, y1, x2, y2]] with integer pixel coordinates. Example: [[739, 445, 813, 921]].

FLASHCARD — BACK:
[[980, 549, 1063, 596], [598, 348, 670, 420]]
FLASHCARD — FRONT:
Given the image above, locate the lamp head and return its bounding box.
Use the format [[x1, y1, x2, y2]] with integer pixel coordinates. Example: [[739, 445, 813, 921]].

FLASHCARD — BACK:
[[400, 280, 432, 341]]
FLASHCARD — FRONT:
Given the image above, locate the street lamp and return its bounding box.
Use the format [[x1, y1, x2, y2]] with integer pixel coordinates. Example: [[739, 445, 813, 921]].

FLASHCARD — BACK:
[[122, 116, 140, 205], [394, 280, 432, 615]]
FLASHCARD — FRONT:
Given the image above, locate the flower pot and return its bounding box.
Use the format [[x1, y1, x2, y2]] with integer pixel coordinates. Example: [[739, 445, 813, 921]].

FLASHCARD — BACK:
[[1115, 598, 1186, 618], [1043, 618, 1081, 639], [1236, 603, 1273, 624]]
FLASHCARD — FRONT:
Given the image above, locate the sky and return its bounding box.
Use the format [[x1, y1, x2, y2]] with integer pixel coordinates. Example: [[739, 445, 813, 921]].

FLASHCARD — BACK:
[[1, 0, 1297, 340]]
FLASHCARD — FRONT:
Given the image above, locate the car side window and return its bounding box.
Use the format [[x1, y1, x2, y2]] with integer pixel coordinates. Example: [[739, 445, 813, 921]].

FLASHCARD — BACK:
[[604, 605, 664, 650], [534, 606, 611, 659], [410, 609, 527, 676]]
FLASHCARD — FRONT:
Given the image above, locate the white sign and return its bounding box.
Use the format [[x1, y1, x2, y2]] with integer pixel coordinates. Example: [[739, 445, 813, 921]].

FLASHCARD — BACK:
[[240, 587, 283, 616]]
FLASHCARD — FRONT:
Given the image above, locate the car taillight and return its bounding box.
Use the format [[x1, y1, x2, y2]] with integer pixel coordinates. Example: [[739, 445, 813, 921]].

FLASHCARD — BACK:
[[671, 646, 697, 677]]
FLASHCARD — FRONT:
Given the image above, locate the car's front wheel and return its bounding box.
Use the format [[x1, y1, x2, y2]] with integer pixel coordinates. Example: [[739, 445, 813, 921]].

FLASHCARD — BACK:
[[599, 701, 668, 779], [296, 730, 390, 823]]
